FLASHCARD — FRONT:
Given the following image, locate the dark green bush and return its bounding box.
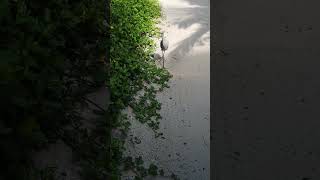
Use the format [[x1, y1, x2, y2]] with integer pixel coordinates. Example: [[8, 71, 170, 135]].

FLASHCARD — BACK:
[[1, 0, 171, 178], [0, 0, 108, 179]]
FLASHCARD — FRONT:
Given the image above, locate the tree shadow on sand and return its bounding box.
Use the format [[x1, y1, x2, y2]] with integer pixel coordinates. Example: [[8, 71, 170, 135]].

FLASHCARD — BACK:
[[166, 0, 209, 59]]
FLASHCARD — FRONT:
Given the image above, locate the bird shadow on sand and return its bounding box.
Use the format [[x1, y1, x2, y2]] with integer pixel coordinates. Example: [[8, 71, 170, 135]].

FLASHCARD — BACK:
[[166, 0, 209, 60]]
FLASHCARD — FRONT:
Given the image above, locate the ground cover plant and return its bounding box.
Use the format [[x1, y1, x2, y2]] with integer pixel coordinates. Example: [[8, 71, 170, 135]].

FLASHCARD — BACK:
[[108, 0, 173, 179]]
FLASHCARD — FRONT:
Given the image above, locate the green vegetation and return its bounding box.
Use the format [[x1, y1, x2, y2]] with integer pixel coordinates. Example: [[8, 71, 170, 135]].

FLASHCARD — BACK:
[[1, 0, 173, 179], [107, 0, 172, 179], [108, 0, 171, 131], [0, 0, 108, 179]]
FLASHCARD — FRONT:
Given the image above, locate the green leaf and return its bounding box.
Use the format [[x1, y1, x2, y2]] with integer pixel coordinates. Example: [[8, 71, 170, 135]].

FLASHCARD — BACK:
[[148, 164, 158, 176]]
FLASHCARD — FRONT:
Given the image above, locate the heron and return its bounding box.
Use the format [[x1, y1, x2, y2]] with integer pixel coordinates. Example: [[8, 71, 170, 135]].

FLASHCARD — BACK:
[[160, 32, 169, 68]]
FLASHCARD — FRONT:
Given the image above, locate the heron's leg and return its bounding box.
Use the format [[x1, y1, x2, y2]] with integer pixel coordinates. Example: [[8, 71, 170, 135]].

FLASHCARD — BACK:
[[162, 50, 165, 68]]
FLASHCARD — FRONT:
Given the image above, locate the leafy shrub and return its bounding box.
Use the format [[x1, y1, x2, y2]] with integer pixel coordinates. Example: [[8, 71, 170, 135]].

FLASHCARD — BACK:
[[107, 0, 172, 178], [109, 0, 171, 123], [0, 0, 108, 179]]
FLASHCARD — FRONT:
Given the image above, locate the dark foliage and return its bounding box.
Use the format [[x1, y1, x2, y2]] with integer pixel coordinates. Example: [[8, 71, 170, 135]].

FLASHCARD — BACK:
[[0, 0, 109, 179]]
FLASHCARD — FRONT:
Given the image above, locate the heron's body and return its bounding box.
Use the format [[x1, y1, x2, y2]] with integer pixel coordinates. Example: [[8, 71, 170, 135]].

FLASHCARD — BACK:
[[160, 38, 169, 51], [160, 32, 169, 68]]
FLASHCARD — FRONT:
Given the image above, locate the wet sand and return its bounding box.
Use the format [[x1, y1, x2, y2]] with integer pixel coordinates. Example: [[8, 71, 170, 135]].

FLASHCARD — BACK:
[[213, 0, 320, 179]]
